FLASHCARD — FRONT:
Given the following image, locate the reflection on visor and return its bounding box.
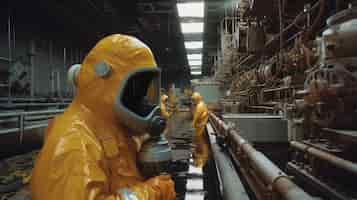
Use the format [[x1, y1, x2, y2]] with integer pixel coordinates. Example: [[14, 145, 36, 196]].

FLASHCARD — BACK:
[[122, 71, 159, 117]]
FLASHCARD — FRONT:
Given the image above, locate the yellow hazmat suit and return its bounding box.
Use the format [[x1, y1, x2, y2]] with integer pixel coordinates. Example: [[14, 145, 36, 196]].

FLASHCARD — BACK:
[[160, 94, 170, 119], [192, 134, 209, 168], [31, 34, 175, 200], [191, 92, 209, 138], [167, 88, 179, 114]]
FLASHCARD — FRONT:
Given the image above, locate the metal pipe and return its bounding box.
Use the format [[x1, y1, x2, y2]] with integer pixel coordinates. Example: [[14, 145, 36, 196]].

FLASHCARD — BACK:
[[8, 14, 12, 63], [268, 0, 321, 48], [290, 141, 357, 176], [229, 131, 312, 200], [0, 109, 63, 118], [0, 102, 69, 108], [12, 18, 15, 54], [63, 47, 67, 97], [49, 41, 55, 97], [210, 113, 314, 200], [304, 0, 325, 41], [207, 123, 250, 200], [57, 71, 62, 99], [0, 109, 64, 136], [0, 97, 72, 102], [8, 13, 12, 102], [30, 40, 36, 97], [287, 162, 348, 200], [278, 0, 284, 70]]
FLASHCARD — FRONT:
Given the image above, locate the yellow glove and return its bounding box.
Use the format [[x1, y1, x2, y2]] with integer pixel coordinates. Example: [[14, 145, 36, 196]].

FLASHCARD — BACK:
[[146, 175, 176, 200]]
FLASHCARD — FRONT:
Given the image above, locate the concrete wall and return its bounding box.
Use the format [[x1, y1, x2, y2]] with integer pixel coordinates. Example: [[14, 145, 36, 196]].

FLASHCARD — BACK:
[[0, 26, 85, 98], [192, 81, 223, 104]]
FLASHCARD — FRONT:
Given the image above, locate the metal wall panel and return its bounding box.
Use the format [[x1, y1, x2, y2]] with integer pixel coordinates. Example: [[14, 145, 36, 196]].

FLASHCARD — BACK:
[[222, 113, 288, 142]]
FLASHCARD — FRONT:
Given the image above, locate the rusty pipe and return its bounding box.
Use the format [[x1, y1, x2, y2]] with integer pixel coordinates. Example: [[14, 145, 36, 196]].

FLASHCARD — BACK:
[[207, 124, 251, 200], [290, 141, 357, 176], [229, 131, 314, 200], [304, 0, 326, 41], [210, 113, 314, 200], [287, 162, 348, 200]]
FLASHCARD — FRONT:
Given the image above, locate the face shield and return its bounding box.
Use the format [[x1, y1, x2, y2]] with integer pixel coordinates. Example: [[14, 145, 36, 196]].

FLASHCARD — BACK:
[[114, 67, 164, 135]]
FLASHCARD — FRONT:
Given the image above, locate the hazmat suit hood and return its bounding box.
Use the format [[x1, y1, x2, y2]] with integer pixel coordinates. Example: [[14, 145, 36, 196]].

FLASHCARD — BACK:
[[161, 94, 168, 102], [74, 34, 161, 135], [191, 92, 202, 105]]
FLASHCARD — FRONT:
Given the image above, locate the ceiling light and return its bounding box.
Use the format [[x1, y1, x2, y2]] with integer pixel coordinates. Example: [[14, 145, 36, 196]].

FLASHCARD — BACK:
[[187, 54, 202, 60], [189, 60, 202, 66], [190, 66, 202, 70], [177, 2, 204, 18], [181, 22, 203, 33], [191, 71, 202, 75], [185, 41, 203, 49]]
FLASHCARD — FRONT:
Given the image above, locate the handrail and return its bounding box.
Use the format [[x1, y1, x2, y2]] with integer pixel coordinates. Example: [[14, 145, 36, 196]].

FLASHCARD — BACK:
[[0, 109, 64, 143], [0, 109, 63, 118], [209, 113, 314, 200]]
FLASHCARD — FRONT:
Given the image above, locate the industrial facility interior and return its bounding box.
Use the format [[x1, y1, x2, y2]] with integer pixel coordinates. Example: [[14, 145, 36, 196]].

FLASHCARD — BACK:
[[0, 0, 357, 200]]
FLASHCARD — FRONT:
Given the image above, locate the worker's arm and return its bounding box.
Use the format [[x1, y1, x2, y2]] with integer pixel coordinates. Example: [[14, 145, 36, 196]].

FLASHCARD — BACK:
[[192, 103, 209, 129], [31, 140, 118, 200], [160, 103, 170, 119], [31, 129, 175, 200], [119, 175, 175, 200], [50, 148, 175, 200], [192, 105, 200, 128]]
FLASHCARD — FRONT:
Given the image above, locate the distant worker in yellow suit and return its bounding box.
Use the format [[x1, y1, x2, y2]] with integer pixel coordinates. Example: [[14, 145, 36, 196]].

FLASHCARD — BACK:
[[31, 34, 175, 200], [160, 94, 170, 119], [192, 133, 210, 167], [191, 92, 209, 138]]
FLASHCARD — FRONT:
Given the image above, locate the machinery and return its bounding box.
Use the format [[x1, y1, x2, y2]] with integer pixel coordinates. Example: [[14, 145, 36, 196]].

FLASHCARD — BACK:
[[1, 1, 357, 200], [212, 1, 357, 199]]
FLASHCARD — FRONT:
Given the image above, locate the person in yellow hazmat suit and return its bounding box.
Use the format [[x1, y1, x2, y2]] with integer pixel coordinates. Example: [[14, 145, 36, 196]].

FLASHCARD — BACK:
[[191, 92, 209, 138], [30, 34, 176, 200], [190, 92, 210, 167], [192, 133, 210, 168], [160, 94, 170, 119]]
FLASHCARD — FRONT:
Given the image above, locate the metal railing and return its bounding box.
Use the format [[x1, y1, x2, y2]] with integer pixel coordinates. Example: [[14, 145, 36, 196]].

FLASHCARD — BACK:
[[209, 113, 315, 200], [0, 109, 64, 143]]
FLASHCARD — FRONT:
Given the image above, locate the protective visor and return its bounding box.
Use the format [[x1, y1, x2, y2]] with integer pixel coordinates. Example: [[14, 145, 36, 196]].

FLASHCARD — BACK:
[[114, 67, 161, 134]]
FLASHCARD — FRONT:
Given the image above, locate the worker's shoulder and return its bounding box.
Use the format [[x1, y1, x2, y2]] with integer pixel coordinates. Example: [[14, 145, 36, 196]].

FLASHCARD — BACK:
[[44, 112, 102, 154], [197, 101, 208, 110]]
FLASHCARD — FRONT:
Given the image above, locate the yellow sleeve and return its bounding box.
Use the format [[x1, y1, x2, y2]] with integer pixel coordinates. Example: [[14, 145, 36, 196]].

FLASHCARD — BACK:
[[31, 124, 175, 200], [31, 131, 120, 200], [192, 103, 209, 128], [125, 175, 176, 200], [160, 103, 170, 119]]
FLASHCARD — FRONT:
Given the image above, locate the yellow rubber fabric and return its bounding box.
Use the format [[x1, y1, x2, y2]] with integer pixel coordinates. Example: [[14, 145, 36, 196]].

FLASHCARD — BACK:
[[191, 92, 209, 138], [30, 34, 175, 200], [160, 95, 170, 119], [192, 134, 209, 168]]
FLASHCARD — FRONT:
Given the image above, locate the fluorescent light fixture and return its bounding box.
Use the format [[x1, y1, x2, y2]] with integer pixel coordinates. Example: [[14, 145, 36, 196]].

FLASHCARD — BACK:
[[189, 60, 202, 66], [187, 54, 202, 60], [190, 66, 201, 70], [191, 71, 202, 75], [177, 2, 204, 18], [185, 41, 203, 49], [181, 22, 203, 33]]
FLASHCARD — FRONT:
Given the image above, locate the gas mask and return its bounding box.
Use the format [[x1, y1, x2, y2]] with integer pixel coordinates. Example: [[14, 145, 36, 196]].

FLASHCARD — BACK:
[[113, 67, 172, 177], [114, 67, 165, 135]]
